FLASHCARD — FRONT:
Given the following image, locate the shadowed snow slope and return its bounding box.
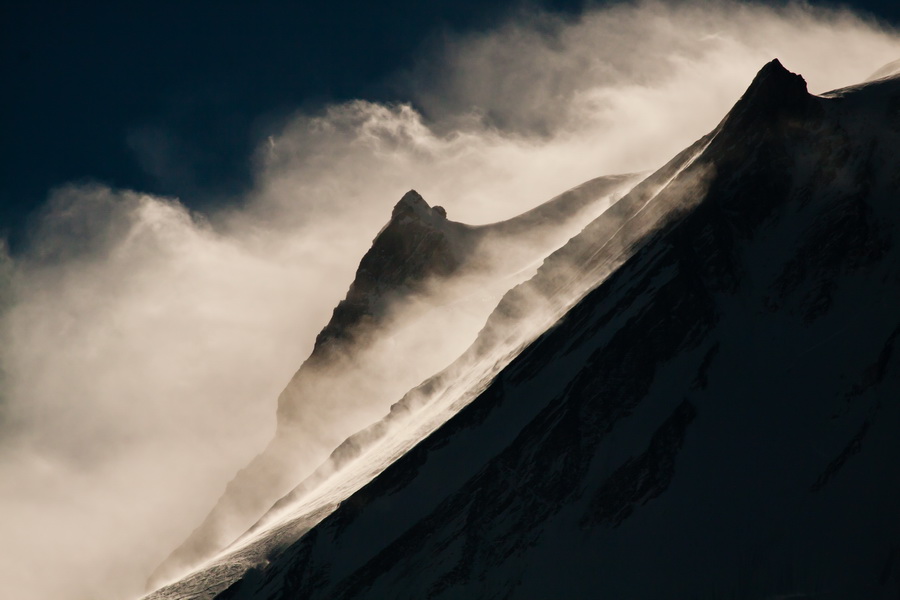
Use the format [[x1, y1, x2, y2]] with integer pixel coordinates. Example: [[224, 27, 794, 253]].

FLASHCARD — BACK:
[[195, 60, 900, 600]]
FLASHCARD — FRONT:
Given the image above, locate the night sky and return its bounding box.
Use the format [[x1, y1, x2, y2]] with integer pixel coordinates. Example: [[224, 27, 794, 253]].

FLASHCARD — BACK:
[[2, 0, 898, 249]]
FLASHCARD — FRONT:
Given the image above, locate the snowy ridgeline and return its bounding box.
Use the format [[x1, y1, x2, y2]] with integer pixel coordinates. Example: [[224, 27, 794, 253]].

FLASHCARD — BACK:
[[149, 61, 900, 599], [148, 146, 641, 591]]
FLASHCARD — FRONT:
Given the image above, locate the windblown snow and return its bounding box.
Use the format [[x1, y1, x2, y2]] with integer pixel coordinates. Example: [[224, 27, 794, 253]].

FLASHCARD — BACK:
[[146, 62, 900, 600]]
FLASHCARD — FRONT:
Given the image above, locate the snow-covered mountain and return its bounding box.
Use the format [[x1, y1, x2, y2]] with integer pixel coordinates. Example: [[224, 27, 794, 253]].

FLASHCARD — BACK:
[[148, 59, 900, 599], [148, 167, 637, 588]]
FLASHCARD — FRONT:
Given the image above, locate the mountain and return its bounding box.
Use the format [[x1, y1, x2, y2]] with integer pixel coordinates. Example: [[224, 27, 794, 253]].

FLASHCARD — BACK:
[[148, 169, 637, 588], [149, 60, 900, 599]]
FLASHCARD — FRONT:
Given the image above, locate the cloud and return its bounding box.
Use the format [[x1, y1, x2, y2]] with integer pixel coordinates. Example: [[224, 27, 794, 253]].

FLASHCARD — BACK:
[[0, 2, 897, 599]]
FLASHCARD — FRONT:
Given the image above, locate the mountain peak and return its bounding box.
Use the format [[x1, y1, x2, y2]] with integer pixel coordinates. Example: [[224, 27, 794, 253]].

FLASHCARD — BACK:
[[392, 190, 449, 222], [722, 59, 811, 131], [311, 190, 463, 353], [749, 58, 807, 97]]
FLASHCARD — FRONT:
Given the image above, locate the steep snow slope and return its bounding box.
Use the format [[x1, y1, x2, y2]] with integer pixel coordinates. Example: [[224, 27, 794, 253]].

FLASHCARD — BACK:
[[150, 60, 752, 600], [148, 170, 637, 588], [206, 61, 900, 599]]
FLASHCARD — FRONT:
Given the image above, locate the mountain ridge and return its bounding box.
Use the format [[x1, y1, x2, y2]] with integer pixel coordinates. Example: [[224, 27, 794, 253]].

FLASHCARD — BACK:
[[200, 60, 900, 599], [148, 167, 637, 590]]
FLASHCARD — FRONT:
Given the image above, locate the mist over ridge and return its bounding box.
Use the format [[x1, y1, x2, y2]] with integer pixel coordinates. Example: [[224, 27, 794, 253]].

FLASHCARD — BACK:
[[0, 2, 898, 599]]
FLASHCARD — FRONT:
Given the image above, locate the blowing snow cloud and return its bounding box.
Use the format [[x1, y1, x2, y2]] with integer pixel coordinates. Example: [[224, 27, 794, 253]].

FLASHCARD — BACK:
[[0, 2, 897, 599]]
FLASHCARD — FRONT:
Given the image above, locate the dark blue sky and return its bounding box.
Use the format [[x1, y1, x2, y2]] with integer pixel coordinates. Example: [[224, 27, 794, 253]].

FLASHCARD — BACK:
[[2, 0, 897, 250]]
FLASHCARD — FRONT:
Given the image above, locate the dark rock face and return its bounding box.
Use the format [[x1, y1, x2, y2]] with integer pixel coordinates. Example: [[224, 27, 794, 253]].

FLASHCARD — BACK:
[[211, 63, 900, 600], [717, 58, 814, 135], [313, 190, 470, 353], [582, 399, 697, 528], [766, 156, 891, 321]]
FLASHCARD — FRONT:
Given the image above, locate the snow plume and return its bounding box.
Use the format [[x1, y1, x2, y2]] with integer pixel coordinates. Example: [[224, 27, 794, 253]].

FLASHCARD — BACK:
[[402, 0, 899, 143], [0, 2, 897, 600]]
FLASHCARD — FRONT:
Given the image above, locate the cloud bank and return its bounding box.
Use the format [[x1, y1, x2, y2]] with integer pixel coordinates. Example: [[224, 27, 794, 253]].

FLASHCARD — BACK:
[[0, 2, 897, 599]]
